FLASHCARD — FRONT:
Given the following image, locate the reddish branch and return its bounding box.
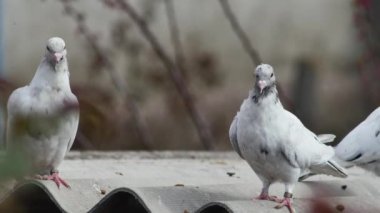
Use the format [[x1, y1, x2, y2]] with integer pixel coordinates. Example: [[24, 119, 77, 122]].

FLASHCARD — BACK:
[[109, 0, 216, 150], [59, 0, 154, 149]]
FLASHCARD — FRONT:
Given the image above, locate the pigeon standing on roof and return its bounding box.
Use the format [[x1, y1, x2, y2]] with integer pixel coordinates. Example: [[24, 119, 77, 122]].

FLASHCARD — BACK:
[[335, 107, 380, 175], [229, 64, 347, 213], [6, 37, 79, 188]]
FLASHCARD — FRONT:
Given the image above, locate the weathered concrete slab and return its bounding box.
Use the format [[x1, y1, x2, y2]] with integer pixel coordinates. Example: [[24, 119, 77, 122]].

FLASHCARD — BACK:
[[0, 151, 378, 212]]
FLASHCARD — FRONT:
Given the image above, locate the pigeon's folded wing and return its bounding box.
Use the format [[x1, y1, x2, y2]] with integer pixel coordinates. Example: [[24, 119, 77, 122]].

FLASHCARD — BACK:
[[229, 114, 244, 159], [6, 87, 38, 149], [64, 93, 79, 152], [281, 110, 347, 178], [7, 87, 32, 118]]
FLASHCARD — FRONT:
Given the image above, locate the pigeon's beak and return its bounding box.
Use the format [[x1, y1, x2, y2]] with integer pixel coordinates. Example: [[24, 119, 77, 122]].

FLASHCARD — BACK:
[[54, 52, 64, 63], [258, 80, 267, 94]]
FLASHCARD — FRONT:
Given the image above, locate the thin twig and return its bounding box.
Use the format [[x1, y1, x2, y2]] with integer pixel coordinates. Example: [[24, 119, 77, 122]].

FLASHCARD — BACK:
[[110, 0, 216, 150], [218, 0, 261, 66], [218, 0, 293, 108], [59, 0, 154, 149], [163, 0, 187, 78]]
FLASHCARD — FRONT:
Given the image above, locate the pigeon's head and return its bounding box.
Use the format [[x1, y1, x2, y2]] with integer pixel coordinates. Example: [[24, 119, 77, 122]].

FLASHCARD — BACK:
[[45, 37, 67, 65], [254, 64, 276, 94]]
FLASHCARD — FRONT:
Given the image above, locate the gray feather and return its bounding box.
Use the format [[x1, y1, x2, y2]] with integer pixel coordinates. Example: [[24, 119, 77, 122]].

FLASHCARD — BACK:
[[229, 115, 244, 159]]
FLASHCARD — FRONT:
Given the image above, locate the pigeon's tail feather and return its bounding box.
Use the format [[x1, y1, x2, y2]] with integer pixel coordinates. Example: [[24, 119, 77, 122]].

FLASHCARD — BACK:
[[317, 134, 336, 144], [309, 160, 348, 178], [298, 172, 317, 182]]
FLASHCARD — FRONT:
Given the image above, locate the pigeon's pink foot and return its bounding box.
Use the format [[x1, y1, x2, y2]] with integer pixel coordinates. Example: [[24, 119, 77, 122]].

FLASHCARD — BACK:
[[255, 193, 280, 202], [275, 196, 295, 213], [42, 172, 70, 189]]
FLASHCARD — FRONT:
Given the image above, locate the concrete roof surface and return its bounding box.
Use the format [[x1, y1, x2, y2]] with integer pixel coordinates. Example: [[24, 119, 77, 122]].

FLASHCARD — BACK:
[[0, 151, 378, 213]]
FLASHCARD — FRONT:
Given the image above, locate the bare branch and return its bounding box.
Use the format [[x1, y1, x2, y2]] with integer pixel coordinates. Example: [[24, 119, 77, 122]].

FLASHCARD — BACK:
[[218, 0, 262, 66], [163, 0, 187, 78], [110, 0, 216, 150], [59, 0, 154, 149], [218, 0, 293, 108]]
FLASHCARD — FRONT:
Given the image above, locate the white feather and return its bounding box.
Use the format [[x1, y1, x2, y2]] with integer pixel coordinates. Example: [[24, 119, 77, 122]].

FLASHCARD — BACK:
[[335, 107, 380, 175], [6, 38, 79, 175], [229, 64, 347, 200]]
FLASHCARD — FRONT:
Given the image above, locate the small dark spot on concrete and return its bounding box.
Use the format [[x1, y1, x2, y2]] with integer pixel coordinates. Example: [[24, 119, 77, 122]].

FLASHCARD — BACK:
[[175, 184, 185, 187], [336, 204, 345, 211], [115, 172, 123, 176], [100, 188, 106, 195], [341, 185, 347, 190], [376, 130, 380, 137], [227, 172, 235, 177]]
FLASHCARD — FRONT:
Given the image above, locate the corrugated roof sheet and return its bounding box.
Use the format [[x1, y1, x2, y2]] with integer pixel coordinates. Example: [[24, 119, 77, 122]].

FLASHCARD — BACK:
[[0, 151, 378, 213]]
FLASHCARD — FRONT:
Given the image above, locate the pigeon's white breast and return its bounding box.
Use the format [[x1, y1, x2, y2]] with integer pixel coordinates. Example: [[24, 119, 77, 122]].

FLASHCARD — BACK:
[[238, 96, 286, 151], [237, 96, 298, 182]]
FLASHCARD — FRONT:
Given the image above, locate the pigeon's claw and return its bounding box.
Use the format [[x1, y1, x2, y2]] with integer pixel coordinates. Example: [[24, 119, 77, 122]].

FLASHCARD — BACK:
[[43, 172, 70, 189], [275, 197, 295, 213], [255, 193, 280, 202]]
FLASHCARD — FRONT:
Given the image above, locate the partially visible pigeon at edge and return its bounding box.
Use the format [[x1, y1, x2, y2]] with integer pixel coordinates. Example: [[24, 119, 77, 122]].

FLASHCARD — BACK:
[[335, 107, 380, 176]]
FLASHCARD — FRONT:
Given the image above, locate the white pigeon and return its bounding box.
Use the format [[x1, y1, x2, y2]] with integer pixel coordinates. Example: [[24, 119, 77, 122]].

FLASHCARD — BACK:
[[6, 37, 79, 188], [229, 64, 347, 213], [335, 107, 380, 175]]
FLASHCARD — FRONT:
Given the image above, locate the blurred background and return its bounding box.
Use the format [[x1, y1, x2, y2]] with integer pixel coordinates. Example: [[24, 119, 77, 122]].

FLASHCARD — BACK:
[[0, 0, 378, 151]]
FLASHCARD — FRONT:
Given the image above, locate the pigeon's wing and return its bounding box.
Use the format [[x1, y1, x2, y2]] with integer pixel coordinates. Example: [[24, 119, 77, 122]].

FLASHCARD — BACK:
[[6, 86, 32, 149], [64, 93, 79, 152], [298, 133, 345, 181], [281, 110, 347, 178], [229, 114, 244, 159], [7, 86, 32, 118], [298, 159, 347, 181], [335, 107, 380, 164]]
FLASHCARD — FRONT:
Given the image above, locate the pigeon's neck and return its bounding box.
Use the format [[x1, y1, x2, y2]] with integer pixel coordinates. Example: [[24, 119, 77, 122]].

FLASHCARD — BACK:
[[30, 57, 71, 91], [251, 86, 281, 106]]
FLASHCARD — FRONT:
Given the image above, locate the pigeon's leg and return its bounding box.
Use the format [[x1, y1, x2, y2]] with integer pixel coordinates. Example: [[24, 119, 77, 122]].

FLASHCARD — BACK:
[[255, 181, 279, 202], [42, 170, 71, 189], [275, 184, 296, 213]]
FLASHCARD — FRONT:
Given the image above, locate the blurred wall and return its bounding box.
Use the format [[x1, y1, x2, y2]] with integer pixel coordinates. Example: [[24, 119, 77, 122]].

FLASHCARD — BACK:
[[5, 0, 356, 82]]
